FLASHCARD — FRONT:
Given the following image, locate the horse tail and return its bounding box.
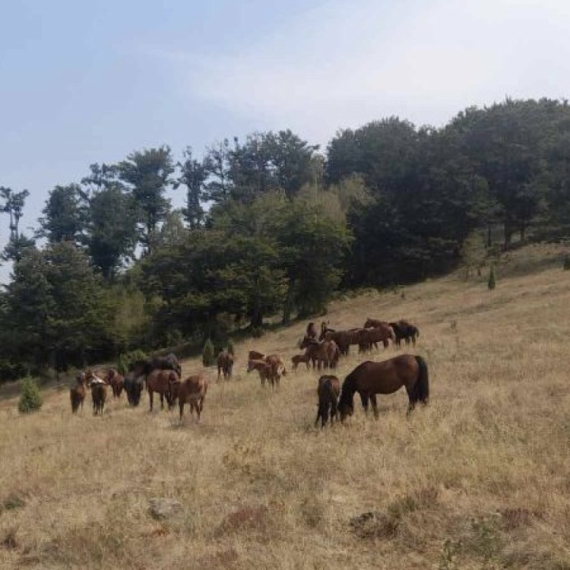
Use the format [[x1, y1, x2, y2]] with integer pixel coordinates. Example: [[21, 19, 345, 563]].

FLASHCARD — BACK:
[[413, 355, 429, 404]]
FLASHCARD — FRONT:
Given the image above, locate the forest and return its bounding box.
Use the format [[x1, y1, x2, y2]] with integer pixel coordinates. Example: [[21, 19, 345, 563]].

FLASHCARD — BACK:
[[1, 97, 569, 380]]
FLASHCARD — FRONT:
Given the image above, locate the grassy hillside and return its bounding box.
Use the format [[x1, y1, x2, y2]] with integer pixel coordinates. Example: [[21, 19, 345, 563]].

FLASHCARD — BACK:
[[1, 243, 570, 569]]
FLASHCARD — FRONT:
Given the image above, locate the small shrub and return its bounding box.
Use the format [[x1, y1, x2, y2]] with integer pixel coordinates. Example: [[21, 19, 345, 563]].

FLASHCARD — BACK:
[[202, 339, 215, 367], [117, 349, 148, 375], [227, 339, 235, 356], [18, 379, 43, 414], [488, 265, 496, 290], [563, 255, 570, 271]]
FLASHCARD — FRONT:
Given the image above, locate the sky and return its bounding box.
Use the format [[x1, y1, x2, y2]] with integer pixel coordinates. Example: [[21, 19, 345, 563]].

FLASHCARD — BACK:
[[2, 0, 570, 265]]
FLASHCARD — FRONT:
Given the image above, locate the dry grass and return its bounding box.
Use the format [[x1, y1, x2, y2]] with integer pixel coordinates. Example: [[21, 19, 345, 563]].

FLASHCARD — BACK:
[[2, 243, 570, 569]]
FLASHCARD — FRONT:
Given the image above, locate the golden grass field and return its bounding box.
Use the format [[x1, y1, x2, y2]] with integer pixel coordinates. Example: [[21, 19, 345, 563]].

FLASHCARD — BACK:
[[1, 243, 570, 569]]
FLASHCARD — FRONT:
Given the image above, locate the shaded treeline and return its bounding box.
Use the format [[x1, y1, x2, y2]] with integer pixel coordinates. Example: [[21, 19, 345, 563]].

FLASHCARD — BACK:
[[1, 97, 570, 380]]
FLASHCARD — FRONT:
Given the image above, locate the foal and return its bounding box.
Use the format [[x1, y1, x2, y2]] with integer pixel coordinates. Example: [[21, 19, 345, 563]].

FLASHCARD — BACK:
[[315, 375, 340, 428], [169, 374, 208, 423]]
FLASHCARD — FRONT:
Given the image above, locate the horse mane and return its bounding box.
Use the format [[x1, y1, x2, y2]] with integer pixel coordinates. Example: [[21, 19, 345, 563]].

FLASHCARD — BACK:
[[338, 370, 358, 410]]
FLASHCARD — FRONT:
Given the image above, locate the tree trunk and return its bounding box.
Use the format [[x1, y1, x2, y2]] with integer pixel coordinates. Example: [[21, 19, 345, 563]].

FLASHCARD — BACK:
[[282, 278, 296, 325]]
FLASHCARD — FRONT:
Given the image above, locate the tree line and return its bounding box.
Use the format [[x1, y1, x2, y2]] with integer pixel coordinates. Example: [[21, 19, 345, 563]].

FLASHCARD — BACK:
[[1, 97, 569, 381]]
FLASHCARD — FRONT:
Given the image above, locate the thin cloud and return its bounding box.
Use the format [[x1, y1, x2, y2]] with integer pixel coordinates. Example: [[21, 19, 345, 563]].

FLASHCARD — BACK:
[[156, 0, 570, 142]]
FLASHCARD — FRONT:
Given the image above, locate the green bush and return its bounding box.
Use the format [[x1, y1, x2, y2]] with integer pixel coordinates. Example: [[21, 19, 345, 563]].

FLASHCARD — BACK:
[[251, 326, 264, 338], [117, 349, 148, 375], [18, 379, 43, 414], [487, 265, 496, 290], [202, 339, 215, 367]]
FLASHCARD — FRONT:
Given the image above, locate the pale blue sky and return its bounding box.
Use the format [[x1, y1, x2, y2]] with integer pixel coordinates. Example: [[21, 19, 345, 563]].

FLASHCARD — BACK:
[[2, 0, 570, 260]]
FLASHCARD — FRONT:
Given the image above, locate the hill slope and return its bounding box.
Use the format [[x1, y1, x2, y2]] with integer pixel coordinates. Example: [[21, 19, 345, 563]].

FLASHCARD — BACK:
[[1, 244, 570, 569]]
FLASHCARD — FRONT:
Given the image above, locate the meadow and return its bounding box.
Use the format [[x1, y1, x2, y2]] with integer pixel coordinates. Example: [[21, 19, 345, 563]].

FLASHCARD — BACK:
[[1, 243, 570, 569]]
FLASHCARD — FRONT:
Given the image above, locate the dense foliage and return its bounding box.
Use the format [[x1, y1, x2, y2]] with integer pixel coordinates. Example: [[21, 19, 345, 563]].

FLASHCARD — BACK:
[[1, 98, 570, 380]]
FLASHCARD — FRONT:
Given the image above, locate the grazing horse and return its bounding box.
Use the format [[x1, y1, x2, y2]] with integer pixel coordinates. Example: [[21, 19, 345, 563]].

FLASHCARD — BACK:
[[389, 320, 420, 347], [70, 372, 87, 413], [85, 370, 107, 416], [291, 353, 311, 371], [217, 351, 234, 381], [247, 359, 278, 388], [299, 337, 339, 370], [123, 369, 145, 407], [104, 369, 124, 398], [315, 375, 340, 428], [146, 369, 179, 412], [147, 353, 182, 377], [338, 354, 429, 421], [169, 374, 208, 422], [306, 322, 318, 339]]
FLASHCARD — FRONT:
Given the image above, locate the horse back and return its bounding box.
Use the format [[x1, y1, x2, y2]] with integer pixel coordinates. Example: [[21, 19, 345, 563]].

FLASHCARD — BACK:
[[351, 355, 419, 394]]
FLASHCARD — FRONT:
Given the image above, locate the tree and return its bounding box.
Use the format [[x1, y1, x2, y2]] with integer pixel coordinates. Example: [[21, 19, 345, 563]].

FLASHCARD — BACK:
[[38, 184, 87, 245], [177, 147, 207, 228], [0, 186, 35, 263], [203, 139, 232, 204], [118, 146, 174, 255], [2, 243, 113, 372]]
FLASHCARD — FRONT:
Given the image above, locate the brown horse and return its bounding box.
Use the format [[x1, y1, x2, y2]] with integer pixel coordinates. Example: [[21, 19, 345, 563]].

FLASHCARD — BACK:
[[364, 317, 390, 329], [147, 369, 179, 412], [217, 351, 234, 381], [357, 324, 395, 352], [299, 337, 339, 370], [85, 369, 108, 415], [70, 372, 87, 413], [315, 375, 340, 428], [169, 374, 208, 422], [320, 323, 360, 355], [306, 322, 317, 339], [247, 359, 278, 388], [104, 369, 124, 398], [248, 350, 265, 361], [291, 353, 311, 371], [338, 354, 429, 421]]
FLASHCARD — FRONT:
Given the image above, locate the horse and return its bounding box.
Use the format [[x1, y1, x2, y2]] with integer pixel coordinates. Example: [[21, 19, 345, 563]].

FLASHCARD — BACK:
[[146, 369, 179, 412], [123, 368, 145, 407], [85, 370, 107, 416], [217, 351, 234, 381], [291, 353, 311, 371], [147, 353, 182, 377], [247, 359, 277, 388], [70, 371, 87, 413], [315, 375, 340, 428], [169, 374, 208, 422], [299, 337, 339, 370], [364, 317, 390, 329], [265, 355, 287, 380], [248, 350, 265, 361], [389, 320, 420, 347], [338, 354, 429, 421], [104, 369, 124, 398], [357, 325, 395, 352], [321, 328, 360, 356], [306, 322, 317, 339]]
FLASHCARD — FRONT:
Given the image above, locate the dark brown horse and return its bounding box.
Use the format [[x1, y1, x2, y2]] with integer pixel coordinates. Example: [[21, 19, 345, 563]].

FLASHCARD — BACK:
[[147, 369, 179, 412], [217, 351, 234, 381], [338, 355, 429, 421], [364, 317, 390, 329], [85, 369, 107, 415], [169, 374, 208, 422], [70, 372, 87, 413], [315, 375, 340, 428], [389, 320, 420, 347], [104, 369, 124, 398]]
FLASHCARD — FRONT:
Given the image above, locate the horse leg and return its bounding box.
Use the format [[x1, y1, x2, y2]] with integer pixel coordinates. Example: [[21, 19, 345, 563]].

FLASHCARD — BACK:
[[370, 394, 379, 419], [179, 400, 184, 423], [359, 392, 369, 413], [149, 389, 154, 412], [405, 385, 417, 415]]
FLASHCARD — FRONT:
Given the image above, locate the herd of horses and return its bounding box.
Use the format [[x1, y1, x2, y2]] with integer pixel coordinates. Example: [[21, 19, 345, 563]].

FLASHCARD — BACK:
[[69, 316, 428, 428]]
